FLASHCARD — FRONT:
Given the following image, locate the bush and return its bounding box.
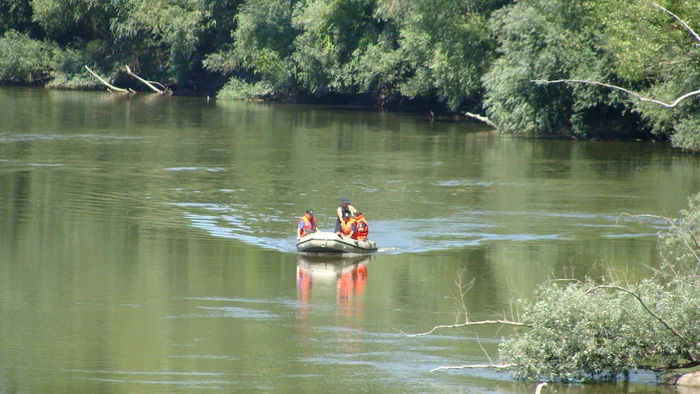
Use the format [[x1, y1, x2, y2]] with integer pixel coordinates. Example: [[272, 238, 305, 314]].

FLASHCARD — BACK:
[[216, 77, 272, 100], [0, 30, 55, 83]]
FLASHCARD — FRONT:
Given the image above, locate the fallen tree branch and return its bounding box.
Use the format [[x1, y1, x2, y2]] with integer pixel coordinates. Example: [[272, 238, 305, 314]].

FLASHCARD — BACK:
[[464, 112, 497, 128], [396, 319, 530, 337], [125, 65, 168, 94], [84, 65, 129, 93], [430, 363, 518, 372]]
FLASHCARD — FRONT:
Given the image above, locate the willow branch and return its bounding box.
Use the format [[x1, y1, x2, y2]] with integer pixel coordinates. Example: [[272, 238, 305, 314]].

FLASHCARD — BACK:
[[585, 285, 691, 353]]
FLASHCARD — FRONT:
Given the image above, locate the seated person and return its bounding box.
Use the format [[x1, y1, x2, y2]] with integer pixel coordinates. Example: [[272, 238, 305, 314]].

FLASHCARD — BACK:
[[297, 209, 316, 240], [336, 214, 357, 238], [353, 211, 369, 241]]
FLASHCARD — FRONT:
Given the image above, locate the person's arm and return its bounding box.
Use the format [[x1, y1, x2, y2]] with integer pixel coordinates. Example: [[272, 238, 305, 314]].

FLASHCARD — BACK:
[[337, 206, 343, 222], [349, 204, 357, 214], [297, 221, 304, 239]]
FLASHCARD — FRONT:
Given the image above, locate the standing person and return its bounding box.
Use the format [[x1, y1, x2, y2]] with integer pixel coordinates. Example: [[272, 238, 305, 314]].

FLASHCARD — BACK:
[[335, 197, 357, 232], [353, 211, 369, 241], [297, 209, 317, 240]]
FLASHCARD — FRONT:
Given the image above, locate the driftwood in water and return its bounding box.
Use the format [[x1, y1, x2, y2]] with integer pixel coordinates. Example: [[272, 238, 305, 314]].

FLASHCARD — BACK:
[[125, 65, 170, 95], [84, 66, 130, 93], [464, 112, 497, 128]]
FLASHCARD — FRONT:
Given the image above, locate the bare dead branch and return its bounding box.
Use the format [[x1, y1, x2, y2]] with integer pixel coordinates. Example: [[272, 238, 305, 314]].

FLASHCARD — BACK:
[[430, 363, 518, 372], [396, 319, 530, 337], [475, 332, 494, 365], [125, 65, 168, 94], [653, 3, 700, 45], [448, 269, 475, 324], [531, 79, 700, 109], [84, 65, 129, 94], [585, 285, 692, 355], [464, 112, 497, 128]]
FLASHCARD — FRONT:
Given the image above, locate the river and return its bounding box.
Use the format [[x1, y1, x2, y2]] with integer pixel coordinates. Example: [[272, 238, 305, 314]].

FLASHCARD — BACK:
[[1, 87, 698, 393]]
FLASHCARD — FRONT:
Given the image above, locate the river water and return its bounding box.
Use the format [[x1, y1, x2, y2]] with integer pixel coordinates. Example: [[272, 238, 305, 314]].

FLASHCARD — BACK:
[[1, 87, 698, 393]]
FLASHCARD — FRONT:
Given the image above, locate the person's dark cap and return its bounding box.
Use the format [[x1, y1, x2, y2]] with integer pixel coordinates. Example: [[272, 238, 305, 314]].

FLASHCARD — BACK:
[[341, 198, 349, 204], [306, 209, 314, 215]]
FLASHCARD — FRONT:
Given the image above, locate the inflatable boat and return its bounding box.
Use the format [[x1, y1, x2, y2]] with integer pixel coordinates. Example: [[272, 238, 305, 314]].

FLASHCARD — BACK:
[[296, 231, 378, 254]]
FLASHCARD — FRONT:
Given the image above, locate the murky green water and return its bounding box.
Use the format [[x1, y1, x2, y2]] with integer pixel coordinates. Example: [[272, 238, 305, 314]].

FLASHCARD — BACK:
[[1, 87, 698, 393]]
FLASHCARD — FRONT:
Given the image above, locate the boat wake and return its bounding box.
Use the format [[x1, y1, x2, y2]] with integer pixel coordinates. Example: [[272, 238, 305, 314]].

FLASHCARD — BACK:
[[170, 202, 663, 254]]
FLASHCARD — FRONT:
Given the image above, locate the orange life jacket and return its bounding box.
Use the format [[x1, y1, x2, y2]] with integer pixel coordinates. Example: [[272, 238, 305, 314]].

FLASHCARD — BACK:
[[354, 215, 369, 240], [298, 214, 316, 237], [340, 218, 356, 236]]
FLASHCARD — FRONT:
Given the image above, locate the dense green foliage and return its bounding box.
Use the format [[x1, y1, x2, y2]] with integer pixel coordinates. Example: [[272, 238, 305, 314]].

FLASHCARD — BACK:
[[1, 0, 700, 148], [498, 195, 700, 382]]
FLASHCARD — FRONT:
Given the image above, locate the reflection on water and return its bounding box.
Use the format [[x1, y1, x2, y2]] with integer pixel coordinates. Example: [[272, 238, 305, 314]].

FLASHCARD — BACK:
[[296, 254, 372, 301], [297, 254, 373, 347]]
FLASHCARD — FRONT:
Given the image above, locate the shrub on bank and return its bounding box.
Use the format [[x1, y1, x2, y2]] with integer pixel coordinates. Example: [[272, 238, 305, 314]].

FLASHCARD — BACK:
[[0, 30, 54, 84]]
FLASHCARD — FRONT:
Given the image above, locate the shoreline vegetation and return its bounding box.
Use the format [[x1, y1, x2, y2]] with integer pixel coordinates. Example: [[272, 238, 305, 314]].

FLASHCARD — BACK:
[[1, 1, 699, 149], [400, 204, 700, 387]]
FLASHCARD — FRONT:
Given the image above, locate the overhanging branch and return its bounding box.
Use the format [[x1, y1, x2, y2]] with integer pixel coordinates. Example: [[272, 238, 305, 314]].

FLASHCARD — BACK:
[[531, 79, 700, 108]]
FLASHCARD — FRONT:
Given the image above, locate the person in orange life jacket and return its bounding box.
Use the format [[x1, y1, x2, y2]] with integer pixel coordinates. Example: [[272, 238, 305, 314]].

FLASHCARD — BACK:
[[337, 214, 357, 238], [335, 197, 357, 232], [353, 211, 369, 241], [297, 209, 317, 240]]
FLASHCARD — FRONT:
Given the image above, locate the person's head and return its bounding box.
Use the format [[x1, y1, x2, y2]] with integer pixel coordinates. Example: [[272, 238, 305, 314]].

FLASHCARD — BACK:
[[341, 197, 349, 206], [306, 209, 314, 217], [355, 211, 363, 217]]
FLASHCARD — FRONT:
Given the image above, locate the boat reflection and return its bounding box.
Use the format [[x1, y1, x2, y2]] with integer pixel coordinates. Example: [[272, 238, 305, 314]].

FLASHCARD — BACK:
[[296, 254, 374, 346], [296, 254, 373, 302]]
